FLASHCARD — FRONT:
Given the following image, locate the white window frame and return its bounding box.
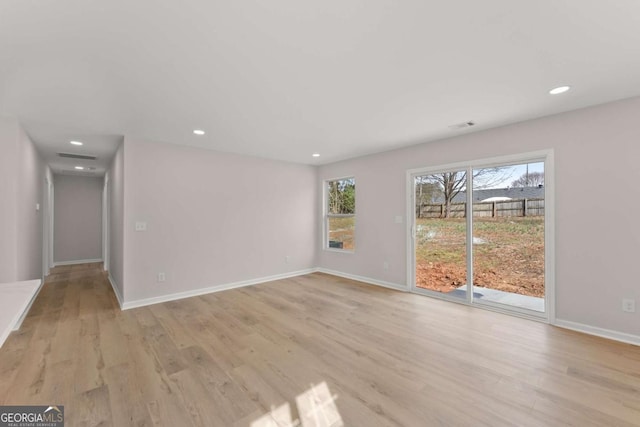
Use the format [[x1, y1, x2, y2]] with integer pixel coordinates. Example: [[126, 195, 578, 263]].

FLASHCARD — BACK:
[[406, 149, 555, 323], [323, 176, 356, 253]]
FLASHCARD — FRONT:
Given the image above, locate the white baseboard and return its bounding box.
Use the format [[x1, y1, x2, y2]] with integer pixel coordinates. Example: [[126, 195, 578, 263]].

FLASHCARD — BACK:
[[316, 268, 408, 292], [54, 258, 103, 267], [554, 319, 640, 347], [105, 264, 639, 348], [317, 269, 640, 348], [108, 274, 124, 310], [121, 268, 318, 310]]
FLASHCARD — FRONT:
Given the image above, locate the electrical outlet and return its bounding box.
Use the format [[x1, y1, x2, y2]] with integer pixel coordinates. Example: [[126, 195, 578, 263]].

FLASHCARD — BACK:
[[383, 261, 389, 271], [135, 221, 147, 232], [157, 272, 166, 283], [285, 255, 290, 263], [622, 298, 635, 313]]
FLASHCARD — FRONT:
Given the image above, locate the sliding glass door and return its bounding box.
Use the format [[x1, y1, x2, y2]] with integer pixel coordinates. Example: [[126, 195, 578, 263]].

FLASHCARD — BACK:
[[410, 154, 550, 318], [413, 170, 468, 302], [471, 162, 545, 313]]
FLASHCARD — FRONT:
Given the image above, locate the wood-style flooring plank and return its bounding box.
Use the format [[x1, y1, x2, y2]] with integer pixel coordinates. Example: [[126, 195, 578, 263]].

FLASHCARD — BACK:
[[1, 266, 640, 426]]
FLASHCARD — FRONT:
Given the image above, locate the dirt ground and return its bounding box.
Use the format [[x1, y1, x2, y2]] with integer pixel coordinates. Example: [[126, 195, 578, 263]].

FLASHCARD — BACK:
[[328, 216, 355, 250], [415, 217, 544, 297]]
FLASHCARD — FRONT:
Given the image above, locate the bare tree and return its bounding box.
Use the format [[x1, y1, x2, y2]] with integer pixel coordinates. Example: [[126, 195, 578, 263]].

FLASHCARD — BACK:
[[420, 167, 513, 217], [438, 172, 467, 218], [511, 171, 544, 187], [328, 178, 355, 214]]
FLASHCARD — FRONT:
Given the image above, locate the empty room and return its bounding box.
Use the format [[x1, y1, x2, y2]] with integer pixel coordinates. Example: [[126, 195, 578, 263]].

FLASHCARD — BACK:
[[1, 1, 640, 426]]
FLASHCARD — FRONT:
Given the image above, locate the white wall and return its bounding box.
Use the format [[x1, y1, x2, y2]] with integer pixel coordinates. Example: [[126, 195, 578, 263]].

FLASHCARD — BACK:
[[43, 167, 54, 277], [16, 125, 45, 280], [317, 96, 640, 338], [0, 117, 45, 282], [107, 142, 125, 300], [121, 137, 317, 303], [53, 174, 103, 263], [0, 118, 19, 282]]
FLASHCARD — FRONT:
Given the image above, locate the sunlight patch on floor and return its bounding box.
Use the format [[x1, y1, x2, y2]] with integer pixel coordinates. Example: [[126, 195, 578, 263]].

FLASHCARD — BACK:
[[251, 382, 343, 427]]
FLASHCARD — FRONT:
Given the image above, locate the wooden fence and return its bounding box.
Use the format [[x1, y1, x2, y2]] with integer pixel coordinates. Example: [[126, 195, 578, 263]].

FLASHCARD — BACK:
[[418, 198, 544, 218]]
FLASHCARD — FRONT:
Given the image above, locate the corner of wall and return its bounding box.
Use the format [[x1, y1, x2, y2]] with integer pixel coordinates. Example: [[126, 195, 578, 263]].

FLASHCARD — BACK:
[[13, 121, 45, 281], [107, 139, 126, 303]]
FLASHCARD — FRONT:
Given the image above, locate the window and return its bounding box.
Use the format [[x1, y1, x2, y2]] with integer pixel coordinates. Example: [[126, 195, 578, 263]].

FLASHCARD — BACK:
[[325, 177, 355, 251]]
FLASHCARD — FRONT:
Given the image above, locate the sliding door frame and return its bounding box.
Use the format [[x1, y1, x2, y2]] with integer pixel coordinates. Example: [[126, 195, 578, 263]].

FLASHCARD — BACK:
[[406, 149, 555, 323]]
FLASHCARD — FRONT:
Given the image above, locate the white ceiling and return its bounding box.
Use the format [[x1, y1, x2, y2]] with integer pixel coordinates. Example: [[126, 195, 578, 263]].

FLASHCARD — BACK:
[[24, 122, 122, 176], [1, 1, 640, 169]]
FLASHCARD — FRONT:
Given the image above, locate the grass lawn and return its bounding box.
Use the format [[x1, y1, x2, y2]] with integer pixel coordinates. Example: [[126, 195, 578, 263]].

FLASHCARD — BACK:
[[416, 216, 544, 297], [328, 216, 355, 250]]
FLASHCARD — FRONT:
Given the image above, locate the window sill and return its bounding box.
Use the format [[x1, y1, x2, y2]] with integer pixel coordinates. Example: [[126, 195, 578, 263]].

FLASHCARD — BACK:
[[323, 248, 355, 254]]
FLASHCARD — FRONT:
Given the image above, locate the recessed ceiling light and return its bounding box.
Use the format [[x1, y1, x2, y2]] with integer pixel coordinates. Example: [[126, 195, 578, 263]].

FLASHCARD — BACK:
[[312, 153, 320, 158], [549, 85, 570, 95], [75, 166, 85, 170], [193, 129, 205, 135], [70, 140, 83, 146]]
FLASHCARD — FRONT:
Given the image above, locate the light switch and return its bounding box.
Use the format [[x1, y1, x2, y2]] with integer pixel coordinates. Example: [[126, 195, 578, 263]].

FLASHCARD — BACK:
[[395, 215, 403, 224], [135, 221, 147, 232], [36, 203, 40, 211]]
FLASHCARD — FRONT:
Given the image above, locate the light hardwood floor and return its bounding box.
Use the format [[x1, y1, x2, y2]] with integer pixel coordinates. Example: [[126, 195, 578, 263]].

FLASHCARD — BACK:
[[1, 264, 639, 426]]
